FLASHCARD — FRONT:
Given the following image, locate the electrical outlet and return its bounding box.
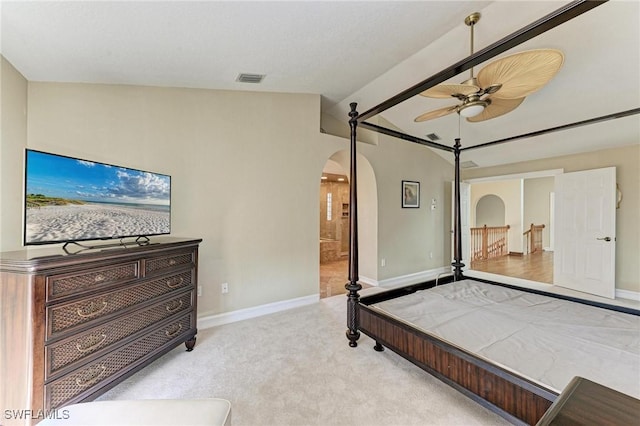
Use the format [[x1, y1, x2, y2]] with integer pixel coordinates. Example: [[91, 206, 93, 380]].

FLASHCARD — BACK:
[[429, 252, 433, 259], [197, 286, 202, 297], [221, 282, 229, 294], [381, 258, 386, 267]]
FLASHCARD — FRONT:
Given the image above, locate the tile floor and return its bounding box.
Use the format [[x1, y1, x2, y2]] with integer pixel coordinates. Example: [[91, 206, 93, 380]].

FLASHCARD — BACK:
[[319, 257, 371, 298]]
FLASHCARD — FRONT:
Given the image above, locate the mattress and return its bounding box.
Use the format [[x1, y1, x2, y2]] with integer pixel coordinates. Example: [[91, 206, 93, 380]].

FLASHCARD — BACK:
[[371, 279, 640, 398]]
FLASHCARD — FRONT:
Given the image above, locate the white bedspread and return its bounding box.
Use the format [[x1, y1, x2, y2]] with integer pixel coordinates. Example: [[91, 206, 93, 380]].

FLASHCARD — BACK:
[[371, 279, 640, 398]]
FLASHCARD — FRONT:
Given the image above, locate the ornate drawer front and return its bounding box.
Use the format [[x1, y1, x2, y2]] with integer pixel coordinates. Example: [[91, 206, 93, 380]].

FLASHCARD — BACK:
[[47, 270, 194, 339], [47, 262, 140, 301], [46, 291, 194, 379], [45, 314, 194, 409], [144, 249, 195, 275]]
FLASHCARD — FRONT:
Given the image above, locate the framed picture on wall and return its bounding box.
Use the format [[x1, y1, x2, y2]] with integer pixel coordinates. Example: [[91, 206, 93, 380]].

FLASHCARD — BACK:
[[402, 180, 420, 208]]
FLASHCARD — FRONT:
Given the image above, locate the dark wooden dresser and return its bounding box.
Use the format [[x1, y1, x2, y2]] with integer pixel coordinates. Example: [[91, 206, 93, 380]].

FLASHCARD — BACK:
[[0, 237, 201, 424], [536, 376, 640, 425]]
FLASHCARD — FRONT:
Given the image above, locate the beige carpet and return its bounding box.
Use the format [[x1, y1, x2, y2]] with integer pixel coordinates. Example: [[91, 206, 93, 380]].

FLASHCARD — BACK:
[[98, 294, 510, 425]]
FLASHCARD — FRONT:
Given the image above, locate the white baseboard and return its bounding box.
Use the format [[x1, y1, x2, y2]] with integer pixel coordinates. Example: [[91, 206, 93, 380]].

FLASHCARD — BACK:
[[616, 289, 640, 302], [198, 294, 320, 330], [360, 266, 452, 289]]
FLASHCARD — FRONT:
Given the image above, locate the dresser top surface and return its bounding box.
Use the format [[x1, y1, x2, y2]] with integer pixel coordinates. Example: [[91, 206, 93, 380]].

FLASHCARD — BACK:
[[0, 237, 202, 272]]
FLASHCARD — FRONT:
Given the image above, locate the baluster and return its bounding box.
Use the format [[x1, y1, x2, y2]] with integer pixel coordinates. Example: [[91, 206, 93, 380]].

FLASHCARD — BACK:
[[482, 225, 488, 260]]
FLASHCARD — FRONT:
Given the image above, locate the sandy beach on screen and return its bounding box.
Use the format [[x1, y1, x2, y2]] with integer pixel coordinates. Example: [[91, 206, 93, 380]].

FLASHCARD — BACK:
[[26, 203, 170, 243]]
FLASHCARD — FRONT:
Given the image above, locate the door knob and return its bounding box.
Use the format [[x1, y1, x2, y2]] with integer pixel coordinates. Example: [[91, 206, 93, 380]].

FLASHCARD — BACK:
[[596, 237, 611, 242]]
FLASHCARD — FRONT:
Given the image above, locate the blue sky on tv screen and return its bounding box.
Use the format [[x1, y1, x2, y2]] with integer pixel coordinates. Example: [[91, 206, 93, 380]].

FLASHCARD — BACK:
[[26, 151, 170, 206]]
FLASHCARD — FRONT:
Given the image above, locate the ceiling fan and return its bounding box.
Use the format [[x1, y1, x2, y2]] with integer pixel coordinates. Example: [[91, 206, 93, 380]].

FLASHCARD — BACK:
[[414, 12, 564, 123]]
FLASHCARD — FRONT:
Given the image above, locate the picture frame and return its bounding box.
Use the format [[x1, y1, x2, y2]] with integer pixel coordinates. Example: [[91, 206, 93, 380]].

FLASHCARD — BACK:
[[402, 180, 420, 208]]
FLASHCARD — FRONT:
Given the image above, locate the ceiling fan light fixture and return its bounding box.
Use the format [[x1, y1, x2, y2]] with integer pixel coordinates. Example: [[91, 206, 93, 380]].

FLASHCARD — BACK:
[[458, 100, 487, 118]]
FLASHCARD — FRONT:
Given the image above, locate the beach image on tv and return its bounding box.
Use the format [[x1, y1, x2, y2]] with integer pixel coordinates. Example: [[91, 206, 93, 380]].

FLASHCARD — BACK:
[[25, 150, 171, 244]]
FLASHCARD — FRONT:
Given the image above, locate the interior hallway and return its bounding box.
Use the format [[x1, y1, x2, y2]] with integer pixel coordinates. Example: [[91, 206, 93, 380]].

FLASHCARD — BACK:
[[470, 251, 553, 284]]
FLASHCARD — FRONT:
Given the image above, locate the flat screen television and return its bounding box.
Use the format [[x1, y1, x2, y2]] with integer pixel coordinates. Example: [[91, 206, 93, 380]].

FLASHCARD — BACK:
[[24, 149, 171, 246]]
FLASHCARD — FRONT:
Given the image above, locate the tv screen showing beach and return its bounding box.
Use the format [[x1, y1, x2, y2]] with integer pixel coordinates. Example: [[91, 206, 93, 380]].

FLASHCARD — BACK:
[[24, 149, 171, 245]]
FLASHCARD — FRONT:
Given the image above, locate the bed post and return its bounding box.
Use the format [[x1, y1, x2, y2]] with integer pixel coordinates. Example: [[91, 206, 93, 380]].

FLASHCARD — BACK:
[[346, 102, 362, 348], [452, 138, 465, 280]]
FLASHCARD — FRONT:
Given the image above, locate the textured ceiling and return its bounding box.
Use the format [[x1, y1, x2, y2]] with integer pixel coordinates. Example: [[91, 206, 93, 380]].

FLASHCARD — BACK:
[[1, 1, 638, 168], [0, 0, 488, 112]]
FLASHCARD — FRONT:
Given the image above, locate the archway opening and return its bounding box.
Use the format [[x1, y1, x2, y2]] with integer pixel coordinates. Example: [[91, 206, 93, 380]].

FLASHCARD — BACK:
[[318, 152, 377, 298], [475, 194, 506, 227], [319, 160, 349, 298]]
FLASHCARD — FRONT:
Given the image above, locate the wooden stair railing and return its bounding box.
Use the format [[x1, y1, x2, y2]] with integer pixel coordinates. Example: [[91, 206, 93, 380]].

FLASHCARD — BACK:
[[471, 225, 510, 261], [523, 223, 545, 254]]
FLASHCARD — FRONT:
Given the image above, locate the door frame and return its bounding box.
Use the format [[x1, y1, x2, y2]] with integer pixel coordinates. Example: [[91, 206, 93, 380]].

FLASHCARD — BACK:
[[463, 168, 564, 282]]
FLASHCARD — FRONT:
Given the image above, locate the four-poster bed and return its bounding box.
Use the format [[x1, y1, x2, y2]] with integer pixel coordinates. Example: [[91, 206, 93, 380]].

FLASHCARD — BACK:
[[344, 1, 640, 424]]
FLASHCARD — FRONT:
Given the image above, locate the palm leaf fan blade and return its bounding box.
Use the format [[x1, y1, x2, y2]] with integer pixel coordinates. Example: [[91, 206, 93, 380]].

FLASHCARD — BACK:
[[477, 49, 564, 99], [466, 97, 525, 123], [414, 105, 458, 122]]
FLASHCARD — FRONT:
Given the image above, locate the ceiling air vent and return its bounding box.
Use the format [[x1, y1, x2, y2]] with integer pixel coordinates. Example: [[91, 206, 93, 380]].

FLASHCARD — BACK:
[[425, 133, 441, 141], [236, 73, 265, 84], [460, 161, 479, 169]]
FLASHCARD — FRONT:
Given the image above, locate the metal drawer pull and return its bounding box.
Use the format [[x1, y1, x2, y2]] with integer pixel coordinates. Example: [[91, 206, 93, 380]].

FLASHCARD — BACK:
[[77, 300, 108, 318], [75, 365, 106, 388], [76, 334, 107, 353], [166, 277, 184, 288], [166, 300, 184, 313], [169, 259, 177, 266], [93, 274, 105, 283], [165, 323, 183, 337]]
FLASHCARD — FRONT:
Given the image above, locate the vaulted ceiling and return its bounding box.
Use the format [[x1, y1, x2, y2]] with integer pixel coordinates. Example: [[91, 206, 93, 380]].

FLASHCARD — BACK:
[[2, 1, 638, 168]]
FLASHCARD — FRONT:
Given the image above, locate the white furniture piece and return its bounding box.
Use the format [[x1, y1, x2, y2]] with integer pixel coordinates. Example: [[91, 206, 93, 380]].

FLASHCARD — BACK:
[[38, 398, 232, 426]]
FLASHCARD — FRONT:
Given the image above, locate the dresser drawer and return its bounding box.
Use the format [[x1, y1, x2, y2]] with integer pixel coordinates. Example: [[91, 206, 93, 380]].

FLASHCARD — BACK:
[[46, 290, 194, 379], [45, 313, 194, 409], [47, 270, 194, 339], [47, 262, 140, 302], [144, 249, 195, 275]]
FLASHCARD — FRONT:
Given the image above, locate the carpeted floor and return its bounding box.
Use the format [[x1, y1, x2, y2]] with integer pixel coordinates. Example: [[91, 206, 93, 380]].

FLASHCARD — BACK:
[[98, 294, 510, 425]]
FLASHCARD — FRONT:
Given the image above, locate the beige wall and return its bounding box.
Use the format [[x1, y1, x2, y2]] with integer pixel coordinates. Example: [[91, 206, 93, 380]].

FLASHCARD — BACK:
[[0, 56, 32, 424], [1, 74, 455, 315], [463, 144, 640, 293], [0, 57, 28, 252], [20, 82, 345, 316], [475, 195, 506, 227], [3, 62, 636, 301], [356, 125, 454, 281], [524, 177, 553, 249]]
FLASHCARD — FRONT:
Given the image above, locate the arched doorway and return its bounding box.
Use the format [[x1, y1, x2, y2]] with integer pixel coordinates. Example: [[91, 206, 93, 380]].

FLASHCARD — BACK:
[[475, 194, 506, 227], [319, 160, 349, 298], [319, 151, 377, 298]]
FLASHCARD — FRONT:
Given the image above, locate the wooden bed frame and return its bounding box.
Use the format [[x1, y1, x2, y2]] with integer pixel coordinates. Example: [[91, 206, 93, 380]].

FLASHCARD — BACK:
[[343, 1, 640, 424], [358, 277, 556, 426]]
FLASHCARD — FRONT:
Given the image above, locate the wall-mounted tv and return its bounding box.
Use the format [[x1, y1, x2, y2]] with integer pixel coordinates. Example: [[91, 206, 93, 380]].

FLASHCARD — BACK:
[[24, 149, 171, 246]]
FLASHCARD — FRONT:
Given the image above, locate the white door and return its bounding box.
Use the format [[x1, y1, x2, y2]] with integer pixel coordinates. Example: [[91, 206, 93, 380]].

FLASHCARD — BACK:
[[554, 167, 616, 298], [452, 181, 471, 272]]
